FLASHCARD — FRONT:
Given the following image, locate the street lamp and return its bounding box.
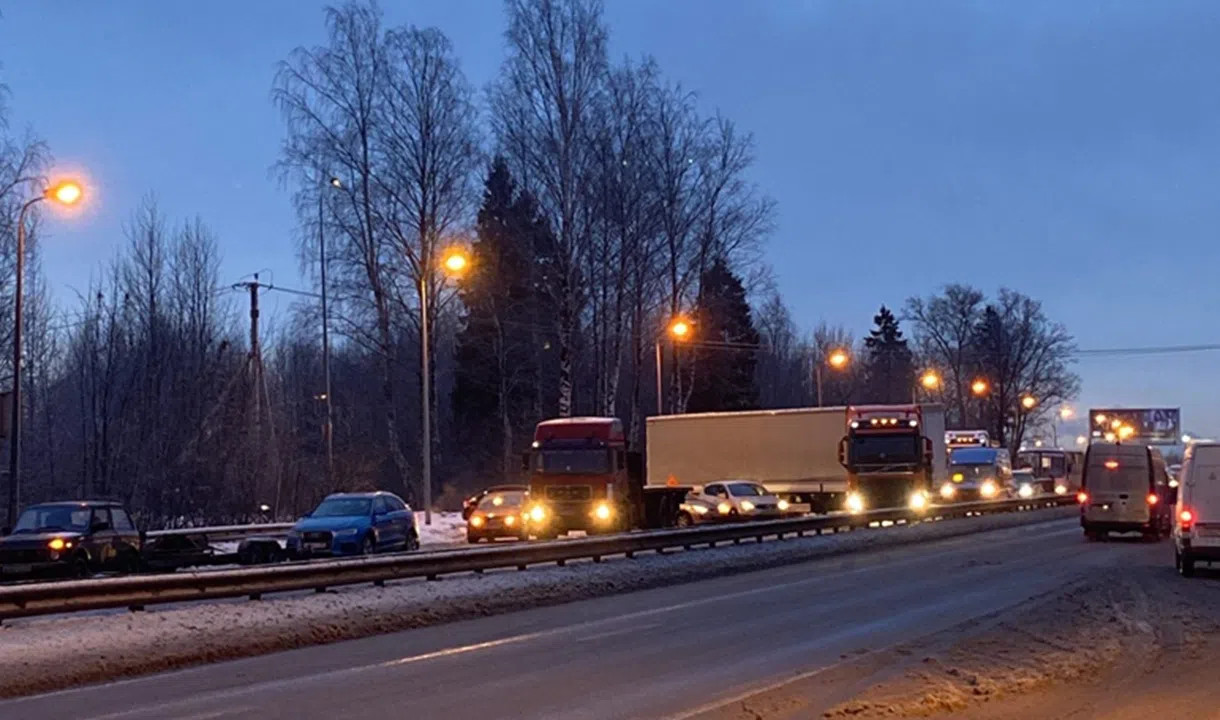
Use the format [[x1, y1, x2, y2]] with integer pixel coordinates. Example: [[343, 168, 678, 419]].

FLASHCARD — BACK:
[[655, 317, 692, 415], [1021, 395, 1037, 411], [971, 379, 989, 396], [419, 246, 469, 526], [920, 371, 941, 390], [1059, 406, 1074, 420], [318, 175, 342, 490], [8, 179, 84, 525], [815, 349, 849, 407]]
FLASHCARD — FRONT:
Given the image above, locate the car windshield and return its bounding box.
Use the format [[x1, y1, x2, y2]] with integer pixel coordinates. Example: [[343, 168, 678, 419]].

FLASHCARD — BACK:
[[311, 498, 372, 517], [727, 483, 767, 497], [12, 506, 91, 533], [478, 491, 525, 510], [534, 449, 610, 474]]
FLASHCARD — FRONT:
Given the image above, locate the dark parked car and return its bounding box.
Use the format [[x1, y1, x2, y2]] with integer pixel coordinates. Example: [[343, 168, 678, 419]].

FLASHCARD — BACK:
[[462, 484, 529, 521], [286, 492, 419, 557], [0, 501, 142, 579]]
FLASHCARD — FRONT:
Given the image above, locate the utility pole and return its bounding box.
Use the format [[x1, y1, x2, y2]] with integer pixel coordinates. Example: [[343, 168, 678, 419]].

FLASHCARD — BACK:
[[233, 275, 281, 518], [319, 176, 339, 488]]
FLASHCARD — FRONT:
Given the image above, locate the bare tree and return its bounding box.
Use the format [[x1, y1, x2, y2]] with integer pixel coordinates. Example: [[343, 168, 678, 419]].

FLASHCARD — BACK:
[[492, 0, 609, 416], [904, 284, 986, 427]]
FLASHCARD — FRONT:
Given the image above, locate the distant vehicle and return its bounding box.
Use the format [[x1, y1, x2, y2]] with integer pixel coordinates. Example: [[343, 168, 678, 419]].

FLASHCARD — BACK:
[[286, 492, 418, 557], [1016, 448, 1083, 494], [462, 484, 528, 522], [1173, 443, 1220, 576], [1079, 443, 1171, 541], [841, 404, 946, 512], [0, 500, 141, 579], [1012, 468, 1038, 499], [691, 481, 789, 522], [523, 417, 690, 539], [942, 447, 1013, 502], [467, 489, 528, 543]]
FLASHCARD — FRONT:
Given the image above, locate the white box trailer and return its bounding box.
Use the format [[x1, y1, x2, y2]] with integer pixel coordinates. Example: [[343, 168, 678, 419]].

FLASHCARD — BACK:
[[645, 405, 947, 513]]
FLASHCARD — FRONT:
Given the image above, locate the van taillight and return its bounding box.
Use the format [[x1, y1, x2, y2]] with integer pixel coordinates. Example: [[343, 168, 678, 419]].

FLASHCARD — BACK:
[[1077, 491, 1088, 504], [1146, 493, 1159, 506], [1180, 509, 1194, 528]]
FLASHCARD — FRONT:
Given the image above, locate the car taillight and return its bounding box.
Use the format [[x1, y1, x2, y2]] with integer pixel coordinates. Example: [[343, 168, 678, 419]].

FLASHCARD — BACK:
[[1077, 491, 1088, 504], [1147, 493, 1159, 506]]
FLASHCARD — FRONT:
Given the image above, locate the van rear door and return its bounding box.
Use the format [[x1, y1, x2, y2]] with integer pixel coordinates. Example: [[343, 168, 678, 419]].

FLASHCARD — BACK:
[[1085, 451, 1152, 526], [1185, 447, 1220, 540]]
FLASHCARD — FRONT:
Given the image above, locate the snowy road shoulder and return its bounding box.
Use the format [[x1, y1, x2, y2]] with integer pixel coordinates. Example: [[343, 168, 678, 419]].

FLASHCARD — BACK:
[[0, 506, 1075, 699]]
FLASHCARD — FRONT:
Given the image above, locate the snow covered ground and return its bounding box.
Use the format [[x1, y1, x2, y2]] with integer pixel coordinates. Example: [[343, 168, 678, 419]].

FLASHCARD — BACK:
[[0, 506, 1075, 698]]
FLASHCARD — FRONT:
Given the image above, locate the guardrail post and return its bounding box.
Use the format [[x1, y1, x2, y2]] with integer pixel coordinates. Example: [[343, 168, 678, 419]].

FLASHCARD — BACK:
[[374, 580, 385, 587]]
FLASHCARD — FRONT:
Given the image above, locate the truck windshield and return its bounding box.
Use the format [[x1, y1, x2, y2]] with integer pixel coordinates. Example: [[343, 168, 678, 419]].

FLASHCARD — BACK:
[[851, 435, 919, 465], [535, 449, 610, 474], [12, 506, 91, 533], [950, 463, 1000, 479]]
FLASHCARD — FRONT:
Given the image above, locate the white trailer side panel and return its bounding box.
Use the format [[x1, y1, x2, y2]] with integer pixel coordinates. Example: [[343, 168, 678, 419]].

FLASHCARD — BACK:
[[645, 407, 848, 494]]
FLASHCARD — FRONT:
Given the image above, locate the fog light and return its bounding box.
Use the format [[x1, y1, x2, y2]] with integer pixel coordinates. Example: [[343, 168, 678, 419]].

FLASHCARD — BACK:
[[469, 515, 485, 528], [846, 493, 865, 514], [777, 499, 790, 512], [1054, 484, 1067, 495], [505, 515, 516, 527]]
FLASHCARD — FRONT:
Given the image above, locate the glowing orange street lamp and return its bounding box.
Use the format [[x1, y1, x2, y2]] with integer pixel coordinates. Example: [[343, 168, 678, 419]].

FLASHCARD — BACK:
[[442, 249, 469, 275], [971, 379, 989, 396], [815, 349, 850, 407], [920, 370, 941, 390], [1021, 395, 1037, 411], [8, 178, 86, 526], [657, 317, 693, 415]]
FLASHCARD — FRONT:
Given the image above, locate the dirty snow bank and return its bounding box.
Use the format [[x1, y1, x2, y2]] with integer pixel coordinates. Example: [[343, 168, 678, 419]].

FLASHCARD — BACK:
[[0, 506, 1073, 698], [823, 565, 1220, 718]]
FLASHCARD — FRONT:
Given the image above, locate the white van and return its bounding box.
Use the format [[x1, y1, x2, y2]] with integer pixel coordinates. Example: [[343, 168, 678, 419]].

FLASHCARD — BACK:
[[1079, 443, 1171, 540], [1173, 442, 1220, 576]]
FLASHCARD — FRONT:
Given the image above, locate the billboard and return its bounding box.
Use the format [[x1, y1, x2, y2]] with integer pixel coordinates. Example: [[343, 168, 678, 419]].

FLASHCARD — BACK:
[[1088, 408, 1181, 445]]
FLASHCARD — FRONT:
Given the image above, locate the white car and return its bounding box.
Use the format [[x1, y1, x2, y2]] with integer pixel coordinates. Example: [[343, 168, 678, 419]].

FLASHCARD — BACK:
[[1174, 443, 1220, 576], [693, 480, 789, 522]]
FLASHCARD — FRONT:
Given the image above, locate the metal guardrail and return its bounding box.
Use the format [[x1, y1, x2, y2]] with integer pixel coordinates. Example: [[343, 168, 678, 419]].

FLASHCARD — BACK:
[[146, 523, 294, 542], [0, 497, 1074, 622]]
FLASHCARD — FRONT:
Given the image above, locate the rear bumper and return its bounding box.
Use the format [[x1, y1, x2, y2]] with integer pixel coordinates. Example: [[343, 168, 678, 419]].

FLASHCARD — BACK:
[[1178, 538, 1220, 560], [1082, 519, 1158, 533]]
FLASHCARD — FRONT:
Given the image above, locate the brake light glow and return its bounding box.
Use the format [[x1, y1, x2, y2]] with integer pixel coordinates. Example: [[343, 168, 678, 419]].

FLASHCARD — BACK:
[[1180, 509, 1194, 527], [1104, 460, 1119, 470], [1146, 493, 1158, 506], [1077, 491, 1089, 504]]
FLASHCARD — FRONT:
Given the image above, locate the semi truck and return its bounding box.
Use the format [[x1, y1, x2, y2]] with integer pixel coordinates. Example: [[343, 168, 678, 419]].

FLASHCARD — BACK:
[[522, 417, 691, 538], [840, 404, 947, 513], [645, 404, 947, 514]]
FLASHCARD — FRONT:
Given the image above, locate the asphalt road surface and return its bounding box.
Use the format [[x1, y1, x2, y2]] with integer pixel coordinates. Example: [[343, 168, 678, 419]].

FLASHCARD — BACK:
[[0, 516, 1162, 720]]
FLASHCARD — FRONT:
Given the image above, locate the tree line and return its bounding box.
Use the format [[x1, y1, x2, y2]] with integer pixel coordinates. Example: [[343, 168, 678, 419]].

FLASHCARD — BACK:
[[0, 1, 1079, 526]]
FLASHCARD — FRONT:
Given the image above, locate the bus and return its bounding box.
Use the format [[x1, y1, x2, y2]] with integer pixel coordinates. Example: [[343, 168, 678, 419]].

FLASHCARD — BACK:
[[1015, 447, 1083, 494]]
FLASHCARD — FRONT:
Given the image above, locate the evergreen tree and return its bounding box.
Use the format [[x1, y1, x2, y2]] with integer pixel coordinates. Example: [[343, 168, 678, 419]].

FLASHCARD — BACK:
[[687, 258, 761, 412], [452, 158, 540, 483], [862, 305, 914, 403]]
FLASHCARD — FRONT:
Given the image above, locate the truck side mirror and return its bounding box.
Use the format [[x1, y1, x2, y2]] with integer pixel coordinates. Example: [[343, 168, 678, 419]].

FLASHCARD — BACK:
[[838, 437, 848, 467]]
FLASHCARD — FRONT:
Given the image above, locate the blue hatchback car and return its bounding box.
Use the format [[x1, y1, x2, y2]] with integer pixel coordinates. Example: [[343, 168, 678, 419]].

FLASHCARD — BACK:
[[286, 492, 419, 557]]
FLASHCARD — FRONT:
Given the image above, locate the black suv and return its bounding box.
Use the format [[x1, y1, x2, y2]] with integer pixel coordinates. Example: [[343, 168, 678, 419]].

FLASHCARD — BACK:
[[0, 501, 142, 579]]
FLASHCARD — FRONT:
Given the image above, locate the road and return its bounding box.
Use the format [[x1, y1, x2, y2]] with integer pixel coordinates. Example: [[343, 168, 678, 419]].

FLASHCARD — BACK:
[[0, 516, 1173, 720]]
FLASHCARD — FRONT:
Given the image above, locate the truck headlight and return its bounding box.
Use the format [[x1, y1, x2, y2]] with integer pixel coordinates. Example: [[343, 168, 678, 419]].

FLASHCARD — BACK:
[[593, 502, 613, 521], [1054, 484, 1068, 495], [529, 505, 547, 523], [940, 483, 956, 500], [504, 515, 516, 527], [740, 500, 755, 512], [846, 493, 865, 514], [980, 480, 999, 498], [909, 492, 929, 511], [1018, 483, 1034, 499], [777, 499, 790, 512]]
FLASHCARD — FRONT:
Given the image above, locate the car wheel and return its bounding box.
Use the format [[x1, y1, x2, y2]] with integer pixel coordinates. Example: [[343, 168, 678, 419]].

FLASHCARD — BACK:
[[360, 534, 375, 555], [1085, 530, 1100, 542], [72, 556, 90, 579], [467, 532, 482, 544], [119, 551, 141, 575], [676, 512, 694, 528]]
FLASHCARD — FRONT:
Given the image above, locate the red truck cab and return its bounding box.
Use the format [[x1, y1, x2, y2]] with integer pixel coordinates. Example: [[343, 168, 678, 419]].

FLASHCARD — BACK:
[[524, 417, 637, 538]]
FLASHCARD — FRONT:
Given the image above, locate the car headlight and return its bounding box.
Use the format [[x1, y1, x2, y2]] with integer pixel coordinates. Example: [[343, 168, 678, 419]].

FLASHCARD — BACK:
[[691, 504, 710, 515], [777, 499, 790, 512], [469, 515, 485, 528], [940, 483, 956, 500], [593, 502, 613, 521], [846, 493, 865, 514], [1054, 484, 1068, 495], [504, 515, 516, 527], [717, 502, 732, 515], [1018, 483, 1034, 499], [980, 480, 998, 498], [909, 492, 929, 511], [333, 527, 361, 538], [740, 500, 755, 512], [47, 538, 67, 551]]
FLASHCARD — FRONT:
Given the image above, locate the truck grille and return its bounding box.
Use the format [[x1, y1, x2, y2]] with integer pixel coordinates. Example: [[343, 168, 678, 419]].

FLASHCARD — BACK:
[[545, 485, 592, 501]]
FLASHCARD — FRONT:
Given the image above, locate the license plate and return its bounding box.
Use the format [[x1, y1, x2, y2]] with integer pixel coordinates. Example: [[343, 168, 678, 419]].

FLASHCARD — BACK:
[[1198, 527, 1220, 537], [2, 564, 32, 574], [304, 542, 329, 551]]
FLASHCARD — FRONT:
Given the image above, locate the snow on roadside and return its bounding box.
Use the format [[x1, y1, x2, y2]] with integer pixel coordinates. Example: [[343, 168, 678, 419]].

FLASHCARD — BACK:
[[418, 511, 467, 548], [0, 506, 1075, 698]]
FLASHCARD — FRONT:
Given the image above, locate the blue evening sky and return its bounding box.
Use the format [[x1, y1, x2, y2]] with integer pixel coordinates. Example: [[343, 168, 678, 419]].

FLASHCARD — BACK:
[[2, 1, 1218, 436]]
